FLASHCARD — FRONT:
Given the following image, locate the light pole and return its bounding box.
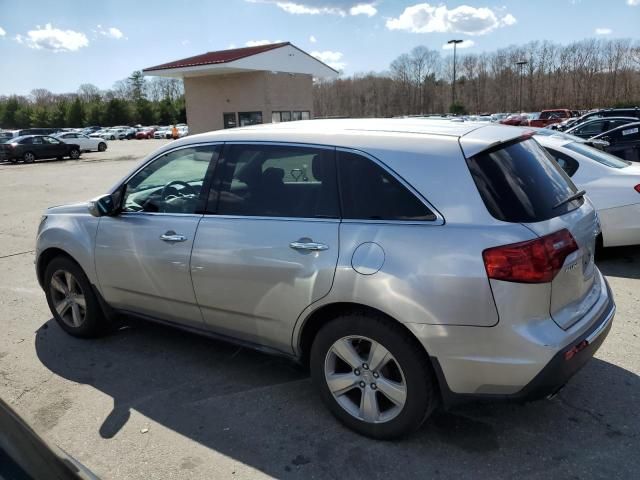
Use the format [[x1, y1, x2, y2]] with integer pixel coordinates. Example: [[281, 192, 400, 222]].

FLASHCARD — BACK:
[[516, 60, 528, 113], [448, 39, 463, 111]]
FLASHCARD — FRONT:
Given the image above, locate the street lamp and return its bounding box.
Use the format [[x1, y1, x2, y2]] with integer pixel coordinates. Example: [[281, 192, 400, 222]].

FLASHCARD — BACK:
[[448, 39, 463, 111], [516, 60, 528, 113]]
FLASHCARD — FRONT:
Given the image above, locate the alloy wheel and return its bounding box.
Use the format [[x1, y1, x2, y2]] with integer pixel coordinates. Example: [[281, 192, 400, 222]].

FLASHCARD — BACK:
[[24, 152, 35, 163], [324, 335, 407, 424], [49, 270, 86, 328]]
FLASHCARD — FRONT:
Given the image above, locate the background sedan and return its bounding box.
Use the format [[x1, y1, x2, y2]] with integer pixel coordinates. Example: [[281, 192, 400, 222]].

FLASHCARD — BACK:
[[0, 135, 81, 163], [536, 134, 640, 247], [54, 132, 107, 152]]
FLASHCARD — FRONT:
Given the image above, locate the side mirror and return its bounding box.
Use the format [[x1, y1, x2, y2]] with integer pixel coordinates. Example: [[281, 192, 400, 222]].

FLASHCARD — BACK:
[[88, 194, 118, 217]]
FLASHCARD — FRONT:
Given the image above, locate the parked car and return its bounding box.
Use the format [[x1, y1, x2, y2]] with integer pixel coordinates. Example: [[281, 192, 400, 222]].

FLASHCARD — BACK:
[[0, 135, 81, 163], [153, 128, 170, 139], [54, 132, 107, 152], [135, 127, 156, 139], [0, 131, 13, 143], [564, 117, 638, 139], [557, 108, 640, 132], [536, 134, 640, 247], [529, 109, 574, 128], [35, 119, 614, 439], [590, 121, 640, 162], [500, 114, 529, 126], [532, 127, 610, 151]]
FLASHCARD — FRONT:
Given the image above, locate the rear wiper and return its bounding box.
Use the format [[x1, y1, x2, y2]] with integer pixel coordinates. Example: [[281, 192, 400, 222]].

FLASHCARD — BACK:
[[553, 189, 586, 209]]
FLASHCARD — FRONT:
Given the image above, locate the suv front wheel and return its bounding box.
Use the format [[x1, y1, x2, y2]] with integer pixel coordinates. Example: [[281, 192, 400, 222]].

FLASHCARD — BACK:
[[44, 256, 109, 338], [310, 312, 437, 439]]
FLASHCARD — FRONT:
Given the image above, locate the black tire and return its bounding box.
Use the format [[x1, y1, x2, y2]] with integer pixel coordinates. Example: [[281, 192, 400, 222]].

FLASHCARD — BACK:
[[23, 151, 36, 163], [44, 256, 109, 338], [69, 148, 80, 160], [310, 312, 437, 439], [56, 156, 63, 160], [98, 142, 107, 152]]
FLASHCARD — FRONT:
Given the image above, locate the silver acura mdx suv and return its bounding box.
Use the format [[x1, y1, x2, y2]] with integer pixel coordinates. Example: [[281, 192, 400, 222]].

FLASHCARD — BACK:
[[36, 119, 615, 439]]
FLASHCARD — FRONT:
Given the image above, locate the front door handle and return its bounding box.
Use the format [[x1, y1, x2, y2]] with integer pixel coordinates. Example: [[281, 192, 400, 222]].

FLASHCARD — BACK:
[[289, 240, 329, 251], [160, 231, 187, 242]]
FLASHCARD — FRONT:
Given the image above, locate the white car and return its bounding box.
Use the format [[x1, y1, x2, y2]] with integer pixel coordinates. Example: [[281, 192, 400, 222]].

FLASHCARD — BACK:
[[536, 135, 640, 247], [55, 132, 107, 152], [153, 128, 170, 139]]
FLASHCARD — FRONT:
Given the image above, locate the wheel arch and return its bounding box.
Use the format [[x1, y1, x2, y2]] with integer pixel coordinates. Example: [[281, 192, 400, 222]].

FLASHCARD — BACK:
[[37, 247, 80, 288], [296, 302, 433, 370]]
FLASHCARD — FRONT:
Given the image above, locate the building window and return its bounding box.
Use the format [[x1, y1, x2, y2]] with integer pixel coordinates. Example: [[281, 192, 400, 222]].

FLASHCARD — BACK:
[[281, 111, 292, 122], [272, 112, 281, 123], [223, 112, 237, 129], [300, 111, 310, 120], [238, 112, 263, 127]]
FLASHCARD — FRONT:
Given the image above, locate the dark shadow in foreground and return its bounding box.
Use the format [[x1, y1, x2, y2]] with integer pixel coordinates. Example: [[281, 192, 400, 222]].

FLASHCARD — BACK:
[[35, 317, 640, 479]]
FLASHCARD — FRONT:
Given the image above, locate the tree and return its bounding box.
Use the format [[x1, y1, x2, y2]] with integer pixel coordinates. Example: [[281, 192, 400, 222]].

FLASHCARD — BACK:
[[66, 98, 85, 126], [1, 96, 20, 128], [156, 98, 176, 125], [104, 98, 131, 125], [128, 71, 146, 102], [51, 100, 68, 127]]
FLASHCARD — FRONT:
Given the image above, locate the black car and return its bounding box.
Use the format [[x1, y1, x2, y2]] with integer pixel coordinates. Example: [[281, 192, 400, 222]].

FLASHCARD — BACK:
[[591, 121, 640, 162], [564, 116, 638, 139], [0, 135, 81, 163], [558, 107, 640, 131]]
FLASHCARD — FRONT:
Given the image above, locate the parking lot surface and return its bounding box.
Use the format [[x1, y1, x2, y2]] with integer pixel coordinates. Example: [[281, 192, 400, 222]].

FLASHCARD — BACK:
[[0, 139, 638, 479]]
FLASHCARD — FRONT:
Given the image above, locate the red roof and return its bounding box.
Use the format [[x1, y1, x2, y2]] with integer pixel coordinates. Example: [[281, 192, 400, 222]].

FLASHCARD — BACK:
[[143, 42, 291, 72]]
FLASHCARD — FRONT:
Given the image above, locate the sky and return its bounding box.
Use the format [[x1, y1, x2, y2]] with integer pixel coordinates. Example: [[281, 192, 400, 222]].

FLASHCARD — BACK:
[[0, 0, 638, 95]]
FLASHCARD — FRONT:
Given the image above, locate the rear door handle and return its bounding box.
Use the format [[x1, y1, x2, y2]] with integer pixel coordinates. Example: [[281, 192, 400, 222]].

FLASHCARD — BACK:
[[160, 231, 187, 242], [289, 241, 329, 251]]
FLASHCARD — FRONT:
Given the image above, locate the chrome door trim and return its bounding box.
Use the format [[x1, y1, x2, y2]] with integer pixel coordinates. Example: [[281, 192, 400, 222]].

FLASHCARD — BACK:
[[200, 214, 339, 223]]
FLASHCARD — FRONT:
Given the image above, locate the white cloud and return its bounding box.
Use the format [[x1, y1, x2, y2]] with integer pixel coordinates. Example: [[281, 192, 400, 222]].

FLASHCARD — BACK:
[[311, 50, 346, 70], [386, 3, 517, 36], [181, 39, 190, 46], [349, 3, 377, 16], [16, 24, 88, 52], [247, 1, 376, 17], [595, 27, 612, 35], [627, 0, 639, 6], [245, 39, 282, 46], [442, 39, 475, 50], [309, 35, 317, 43], [96, 25, 124, 39], [0, 27, 6, 37]]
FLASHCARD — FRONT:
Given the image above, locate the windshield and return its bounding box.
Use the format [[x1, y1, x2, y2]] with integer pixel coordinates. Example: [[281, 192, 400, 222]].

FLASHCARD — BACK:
[[564, 142, 630, 169]]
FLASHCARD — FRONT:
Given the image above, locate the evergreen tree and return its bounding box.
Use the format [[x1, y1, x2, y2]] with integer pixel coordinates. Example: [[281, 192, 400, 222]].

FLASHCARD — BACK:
[[66, 97, 85, 126]]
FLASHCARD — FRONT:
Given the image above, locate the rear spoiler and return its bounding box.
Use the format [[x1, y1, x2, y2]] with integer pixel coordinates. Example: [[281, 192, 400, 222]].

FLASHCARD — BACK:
[[459, 125, 532, 158]]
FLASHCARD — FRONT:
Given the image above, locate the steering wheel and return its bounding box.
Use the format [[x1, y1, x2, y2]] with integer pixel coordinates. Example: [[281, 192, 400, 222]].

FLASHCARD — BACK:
[[160, 180, 198, 201]]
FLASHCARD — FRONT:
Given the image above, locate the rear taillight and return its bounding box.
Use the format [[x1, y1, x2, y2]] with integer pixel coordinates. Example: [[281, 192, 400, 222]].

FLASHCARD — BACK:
[[483, 229, 579, 283], [634, 184, 640, 194]]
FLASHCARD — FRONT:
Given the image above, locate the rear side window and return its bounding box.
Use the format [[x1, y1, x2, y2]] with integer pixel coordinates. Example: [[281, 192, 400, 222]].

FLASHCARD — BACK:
[[545, 148, 580, 177], [466, 138, 582, 223], [337, 151, 436, 221]]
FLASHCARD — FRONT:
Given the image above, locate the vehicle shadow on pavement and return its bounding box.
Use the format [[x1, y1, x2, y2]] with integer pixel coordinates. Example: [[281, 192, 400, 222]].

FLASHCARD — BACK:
[[596, 245, 640, 279], [34, 317, 640, 479]]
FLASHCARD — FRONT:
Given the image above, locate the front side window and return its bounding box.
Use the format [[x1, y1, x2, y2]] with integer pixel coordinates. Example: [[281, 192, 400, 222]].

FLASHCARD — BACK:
[[238, 112, 263, 127], [214, 144, 339, 218], [43, 136, 60, 144], [337, 151, 436, 221], [123, 145, 218, 214], [576, 121, 604, 136]]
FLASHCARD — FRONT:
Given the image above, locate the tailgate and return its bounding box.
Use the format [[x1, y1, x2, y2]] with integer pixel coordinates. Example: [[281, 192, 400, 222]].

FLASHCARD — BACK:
[[522, 202, 600, 330]]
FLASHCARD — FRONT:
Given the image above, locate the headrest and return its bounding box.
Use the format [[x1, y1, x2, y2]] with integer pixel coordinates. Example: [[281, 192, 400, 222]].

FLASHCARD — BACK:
[[263, 167, 285, 183]]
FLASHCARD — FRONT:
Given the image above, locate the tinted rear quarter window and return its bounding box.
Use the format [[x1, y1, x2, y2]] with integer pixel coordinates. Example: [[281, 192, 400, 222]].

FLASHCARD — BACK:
[[466, 138, 581, 223], [337, 151, 435, 221]]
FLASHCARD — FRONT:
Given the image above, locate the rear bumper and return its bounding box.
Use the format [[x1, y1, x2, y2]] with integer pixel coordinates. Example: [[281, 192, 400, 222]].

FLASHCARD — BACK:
[[429, 279, 615, 406]]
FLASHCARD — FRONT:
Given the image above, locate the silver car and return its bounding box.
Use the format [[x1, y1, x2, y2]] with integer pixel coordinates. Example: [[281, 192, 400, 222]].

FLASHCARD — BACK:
[[36, 119, 615, 439]]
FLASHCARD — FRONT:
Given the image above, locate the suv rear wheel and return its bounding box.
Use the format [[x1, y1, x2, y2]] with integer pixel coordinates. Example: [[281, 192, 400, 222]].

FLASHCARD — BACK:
[[310, 312, 437, 439], [44, 256, 109, 338]]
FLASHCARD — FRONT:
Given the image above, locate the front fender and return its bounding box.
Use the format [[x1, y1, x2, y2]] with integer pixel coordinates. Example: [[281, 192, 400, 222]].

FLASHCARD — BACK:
[[36, 212, 100, 288]]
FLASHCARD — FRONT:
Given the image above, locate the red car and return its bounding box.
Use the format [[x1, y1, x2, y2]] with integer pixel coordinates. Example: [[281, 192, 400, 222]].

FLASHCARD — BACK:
[[135, 128, 156, 139], [500, 114, 529, 126], [529, 109, 573, 128]]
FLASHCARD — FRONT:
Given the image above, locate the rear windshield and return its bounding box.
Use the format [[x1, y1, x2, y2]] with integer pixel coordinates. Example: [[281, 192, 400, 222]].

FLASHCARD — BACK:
[[466, 138, 582, 223], [564, 142, 629, 169]]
